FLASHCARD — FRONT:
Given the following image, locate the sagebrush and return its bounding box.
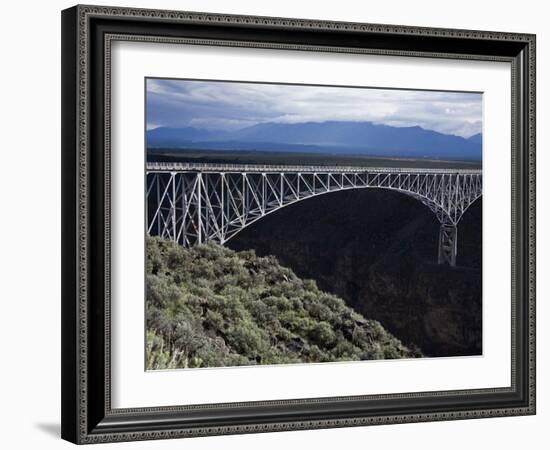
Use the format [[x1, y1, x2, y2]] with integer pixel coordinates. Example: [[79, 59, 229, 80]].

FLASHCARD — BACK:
[[146, 237, 420, 369]]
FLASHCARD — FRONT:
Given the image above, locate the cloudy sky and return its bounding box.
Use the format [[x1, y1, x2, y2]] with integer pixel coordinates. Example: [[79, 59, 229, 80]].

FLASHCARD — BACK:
[[146, 78, 482, 138]]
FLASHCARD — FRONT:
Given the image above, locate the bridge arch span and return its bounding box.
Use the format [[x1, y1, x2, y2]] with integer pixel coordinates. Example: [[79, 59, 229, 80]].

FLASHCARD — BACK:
[[220, 185, 466, 245], [146, 163, 482, 266]]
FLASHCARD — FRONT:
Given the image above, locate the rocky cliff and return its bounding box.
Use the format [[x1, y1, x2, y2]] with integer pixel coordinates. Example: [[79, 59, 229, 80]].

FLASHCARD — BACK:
[[228, 189, 482, 357]]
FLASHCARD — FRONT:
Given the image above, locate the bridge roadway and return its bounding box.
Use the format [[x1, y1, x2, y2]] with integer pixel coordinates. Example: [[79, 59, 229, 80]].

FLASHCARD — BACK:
[[146, 162, 482, 175], [145, 162, 482, 266]]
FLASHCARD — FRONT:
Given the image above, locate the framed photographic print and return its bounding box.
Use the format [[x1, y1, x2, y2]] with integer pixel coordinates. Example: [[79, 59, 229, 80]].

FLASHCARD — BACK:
[[61, 5, 536, 444]]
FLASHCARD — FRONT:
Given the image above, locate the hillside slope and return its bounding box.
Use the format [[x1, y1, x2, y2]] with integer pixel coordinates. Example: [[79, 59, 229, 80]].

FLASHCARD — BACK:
[[146, 237, 420, 370]]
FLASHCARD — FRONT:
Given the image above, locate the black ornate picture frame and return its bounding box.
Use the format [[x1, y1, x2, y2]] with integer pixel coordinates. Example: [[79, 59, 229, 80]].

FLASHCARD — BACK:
[[61, 4, 536, 444]]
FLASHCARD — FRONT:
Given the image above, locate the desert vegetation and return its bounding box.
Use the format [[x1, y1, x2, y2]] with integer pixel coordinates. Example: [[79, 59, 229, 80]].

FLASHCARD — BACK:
[[146, 236, 420, 370]]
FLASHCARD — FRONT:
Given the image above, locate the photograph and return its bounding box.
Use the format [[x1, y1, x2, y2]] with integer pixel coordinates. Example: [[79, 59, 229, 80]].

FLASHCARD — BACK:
[[144, 78, 483, 370]]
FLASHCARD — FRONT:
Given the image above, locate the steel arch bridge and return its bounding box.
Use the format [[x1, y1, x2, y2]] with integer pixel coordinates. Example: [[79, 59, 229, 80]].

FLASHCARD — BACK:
[[146, 162, 482, 266]]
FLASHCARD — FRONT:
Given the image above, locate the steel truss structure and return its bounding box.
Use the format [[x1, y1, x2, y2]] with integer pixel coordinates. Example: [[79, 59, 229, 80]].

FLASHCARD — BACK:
[[146, 162, 482, 266]]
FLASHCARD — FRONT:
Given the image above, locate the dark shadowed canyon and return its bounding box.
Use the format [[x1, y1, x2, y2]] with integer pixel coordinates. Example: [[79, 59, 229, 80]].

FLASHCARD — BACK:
[[227, 189, 482, 357]]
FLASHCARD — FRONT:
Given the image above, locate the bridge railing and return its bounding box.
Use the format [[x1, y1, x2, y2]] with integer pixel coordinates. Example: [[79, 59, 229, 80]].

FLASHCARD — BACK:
[[145, 161, 482, 175]]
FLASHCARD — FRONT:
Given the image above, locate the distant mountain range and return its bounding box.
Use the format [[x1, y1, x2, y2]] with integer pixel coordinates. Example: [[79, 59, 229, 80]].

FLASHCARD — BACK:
[[147, 121, 482, 161]]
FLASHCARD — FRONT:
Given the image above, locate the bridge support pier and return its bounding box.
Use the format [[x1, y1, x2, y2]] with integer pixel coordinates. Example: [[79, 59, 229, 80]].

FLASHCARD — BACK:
[[438, 224, 458, 267]]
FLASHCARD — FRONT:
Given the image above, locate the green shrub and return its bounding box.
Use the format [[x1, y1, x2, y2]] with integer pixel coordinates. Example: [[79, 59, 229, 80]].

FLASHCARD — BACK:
[[145, 236, 421, 369]]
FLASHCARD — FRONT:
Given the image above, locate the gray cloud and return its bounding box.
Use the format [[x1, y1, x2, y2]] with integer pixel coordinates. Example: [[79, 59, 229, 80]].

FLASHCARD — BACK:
[[146, 79, 482, 138]]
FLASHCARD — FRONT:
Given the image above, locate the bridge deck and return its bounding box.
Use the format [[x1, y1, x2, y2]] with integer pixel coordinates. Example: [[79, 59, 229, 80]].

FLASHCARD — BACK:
[[146, 162, 482, 175]]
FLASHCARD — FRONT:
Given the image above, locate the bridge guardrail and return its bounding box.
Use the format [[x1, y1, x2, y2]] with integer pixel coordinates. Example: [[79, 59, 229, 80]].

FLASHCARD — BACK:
[[145, 162, 482, 175]]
